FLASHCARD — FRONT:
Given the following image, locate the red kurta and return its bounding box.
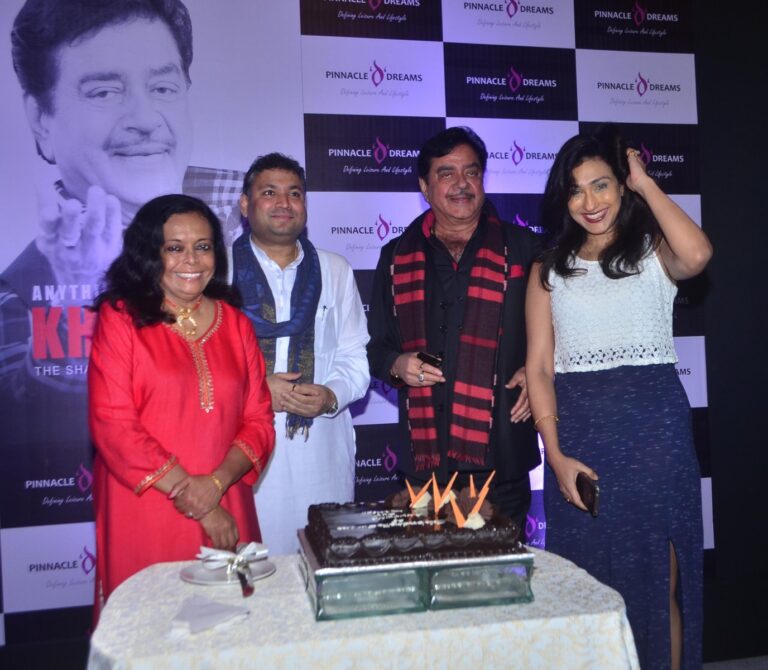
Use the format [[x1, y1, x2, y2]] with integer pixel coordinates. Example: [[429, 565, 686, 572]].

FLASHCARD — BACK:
[[88, 300, 275, 609]]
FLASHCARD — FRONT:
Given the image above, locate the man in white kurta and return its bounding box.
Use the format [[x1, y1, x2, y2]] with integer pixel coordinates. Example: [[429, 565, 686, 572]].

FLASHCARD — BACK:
[[232, 153, 369, 555]]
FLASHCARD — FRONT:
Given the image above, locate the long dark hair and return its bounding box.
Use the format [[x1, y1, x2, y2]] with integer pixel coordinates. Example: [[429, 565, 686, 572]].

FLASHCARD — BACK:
[[538, 124, 660, 288], [93, 194, 240, 327]]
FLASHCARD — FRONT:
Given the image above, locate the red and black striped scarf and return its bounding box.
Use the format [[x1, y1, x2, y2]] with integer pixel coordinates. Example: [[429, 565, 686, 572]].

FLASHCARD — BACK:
[[391, 209, 507, 470]]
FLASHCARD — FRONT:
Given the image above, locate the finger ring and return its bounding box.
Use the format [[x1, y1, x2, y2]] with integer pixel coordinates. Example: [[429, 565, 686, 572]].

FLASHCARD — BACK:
[[418, 372, 425, 383], [564, 498, 570, 503], [186, 512, 194, 518]]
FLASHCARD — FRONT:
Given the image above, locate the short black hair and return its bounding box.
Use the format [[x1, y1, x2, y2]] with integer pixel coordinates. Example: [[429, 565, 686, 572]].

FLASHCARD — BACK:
[[11, 0, 193, 113], [417, 126, 488, 181], [241, 152, 307, 195], [94, 193, 240, 327]]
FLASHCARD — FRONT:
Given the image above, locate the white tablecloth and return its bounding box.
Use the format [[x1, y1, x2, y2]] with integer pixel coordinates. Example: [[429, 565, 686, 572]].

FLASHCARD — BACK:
[[88, 548, 639, 669]]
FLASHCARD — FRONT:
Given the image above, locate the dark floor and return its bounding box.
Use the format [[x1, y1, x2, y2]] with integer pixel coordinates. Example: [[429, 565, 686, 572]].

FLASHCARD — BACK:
[[0, 638, 89, 670], [703, 660, 768, 670]]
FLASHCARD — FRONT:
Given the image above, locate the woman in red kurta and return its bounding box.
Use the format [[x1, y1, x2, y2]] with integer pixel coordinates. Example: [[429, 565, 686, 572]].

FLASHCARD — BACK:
[[88, 194, 275, 617]]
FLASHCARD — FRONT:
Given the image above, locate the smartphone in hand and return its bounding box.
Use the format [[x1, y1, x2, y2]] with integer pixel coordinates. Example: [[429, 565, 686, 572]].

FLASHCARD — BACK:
[[416, 352, 442, 368], [576, 472, 600, 517]]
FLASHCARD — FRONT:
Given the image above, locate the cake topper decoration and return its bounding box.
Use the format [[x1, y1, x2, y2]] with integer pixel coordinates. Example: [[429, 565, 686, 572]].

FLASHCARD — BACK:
[[470, 470, 495, 518], [447, 470, 496, 529], [431, 471, 457, 511], [406, 478, 432, 508]]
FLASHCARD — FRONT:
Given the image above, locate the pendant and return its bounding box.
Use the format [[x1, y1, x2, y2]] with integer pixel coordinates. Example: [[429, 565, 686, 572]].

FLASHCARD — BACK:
[[165, 296, 203, 338], [176, 309, 198, 338]]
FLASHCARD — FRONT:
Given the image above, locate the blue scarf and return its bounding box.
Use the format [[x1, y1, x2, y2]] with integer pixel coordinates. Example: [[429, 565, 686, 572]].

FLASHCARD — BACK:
[[232, 232, 322, 439]]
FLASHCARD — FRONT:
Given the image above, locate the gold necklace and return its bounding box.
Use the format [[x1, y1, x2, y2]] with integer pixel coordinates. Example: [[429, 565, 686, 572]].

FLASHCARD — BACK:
[[165, 296, 204, 338]]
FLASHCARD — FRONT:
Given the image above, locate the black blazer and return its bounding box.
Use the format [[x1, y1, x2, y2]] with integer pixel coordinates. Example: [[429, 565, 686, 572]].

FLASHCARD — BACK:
[[366, 205, 541, 484]]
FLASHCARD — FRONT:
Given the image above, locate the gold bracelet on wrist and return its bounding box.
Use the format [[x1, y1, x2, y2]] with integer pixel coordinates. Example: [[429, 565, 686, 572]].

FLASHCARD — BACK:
[[209, 473, 225, 495], [533, 414, 559, 431]]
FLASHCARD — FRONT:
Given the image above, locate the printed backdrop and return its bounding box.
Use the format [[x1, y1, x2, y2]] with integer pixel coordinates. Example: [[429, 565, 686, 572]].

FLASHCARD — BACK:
[[0, 0, 710, 645]]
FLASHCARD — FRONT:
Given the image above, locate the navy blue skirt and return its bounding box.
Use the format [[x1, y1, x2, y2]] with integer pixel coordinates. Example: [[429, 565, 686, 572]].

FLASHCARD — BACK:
[[544, 364, 702, 670]]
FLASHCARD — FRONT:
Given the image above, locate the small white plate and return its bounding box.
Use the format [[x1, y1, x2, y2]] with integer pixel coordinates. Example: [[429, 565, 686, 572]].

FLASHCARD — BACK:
[[180, 560, 276, 586]]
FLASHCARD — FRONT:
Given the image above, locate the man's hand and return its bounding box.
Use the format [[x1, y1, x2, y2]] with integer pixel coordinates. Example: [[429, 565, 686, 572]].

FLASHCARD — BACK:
[[198, 506, 239, 551], [36, 184, 123, 288], [391, 352, 446, 387], [266, 372, 303, 412], [281, 383, 336, 418], [505, 366, 531, 423]]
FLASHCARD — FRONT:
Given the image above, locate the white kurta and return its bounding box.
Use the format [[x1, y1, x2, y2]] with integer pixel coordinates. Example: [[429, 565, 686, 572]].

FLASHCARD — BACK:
[[244, 240, 370, 555]]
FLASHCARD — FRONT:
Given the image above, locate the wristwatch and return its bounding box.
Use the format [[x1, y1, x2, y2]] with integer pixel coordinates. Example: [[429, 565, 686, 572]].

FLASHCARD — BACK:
[[325, 391, 338, 415]]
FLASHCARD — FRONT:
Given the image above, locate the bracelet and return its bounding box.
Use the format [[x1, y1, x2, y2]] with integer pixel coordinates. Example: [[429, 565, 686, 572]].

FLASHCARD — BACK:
[[209, 473, 225, 495], [533, 414, 559, 431]]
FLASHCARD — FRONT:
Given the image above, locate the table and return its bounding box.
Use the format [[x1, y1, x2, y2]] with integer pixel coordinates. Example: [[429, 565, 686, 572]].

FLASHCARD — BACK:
[[88, 549, 639, 669]]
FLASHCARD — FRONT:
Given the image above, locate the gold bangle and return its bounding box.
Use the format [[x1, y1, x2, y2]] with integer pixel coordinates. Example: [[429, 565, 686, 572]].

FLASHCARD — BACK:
[[209, 473, 225, 495], [533, 414, 559, 431]]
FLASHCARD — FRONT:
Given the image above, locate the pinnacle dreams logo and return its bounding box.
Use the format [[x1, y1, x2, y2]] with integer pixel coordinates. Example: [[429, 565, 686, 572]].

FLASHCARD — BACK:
[[485, 139, 557, 180], [462, 1, 554, 18], [325, 59, 423, 88], [332, 0, 422, 9], [512, 212, 543, 234], [26, 463, 95, 508], [594, 2, 679, 27], [596, 71, 681, 97], [326, 135, 419, 186], [28, 545, 96, 577], [491, 140, 557, 167], [525, 512, 546, 546], [327, 135, 419, 165], [368, 0, 421, 9], [636, 142, 685, 182], [636, 142, 685, 165], [467, 65, 557, 105], [356, 444, 398, 472], [25, 464, 94, 493], [331, 214, 407, 241]]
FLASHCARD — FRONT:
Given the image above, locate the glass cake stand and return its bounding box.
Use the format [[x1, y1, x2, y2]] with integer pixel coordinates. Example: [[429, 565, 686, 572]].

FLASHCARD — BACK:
[[297, 530, 534, 621]]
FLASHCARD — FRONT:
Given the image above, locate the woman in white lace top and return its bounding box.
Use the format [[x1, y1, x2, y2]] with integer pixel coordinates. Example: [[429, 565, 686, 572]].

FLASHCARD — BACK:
[[525, 124, 712, 670]]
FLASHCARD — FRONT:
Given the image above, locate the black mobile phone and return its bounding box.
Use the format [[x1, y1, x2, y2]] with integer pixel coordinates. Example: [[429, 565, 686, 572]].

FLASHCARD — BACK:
[[576, 472, 600, 517], [416, 351, 442, 368]]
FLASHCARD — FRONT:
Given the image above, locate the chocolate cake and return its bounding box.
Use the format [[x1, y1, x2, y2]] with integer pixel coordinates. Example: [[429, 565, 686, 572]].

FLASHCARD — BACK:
[[304, 497, 524, 568]]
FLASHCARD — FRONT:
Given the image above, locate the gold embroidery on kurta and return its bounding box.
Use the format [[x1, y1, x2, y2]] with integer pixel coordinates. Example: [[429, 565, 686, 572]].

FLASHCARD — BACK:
[[188, 340, 215, 412], [233, 438, 263, 475], [134, 454, 178, 495], [166, 302, 223, 412]]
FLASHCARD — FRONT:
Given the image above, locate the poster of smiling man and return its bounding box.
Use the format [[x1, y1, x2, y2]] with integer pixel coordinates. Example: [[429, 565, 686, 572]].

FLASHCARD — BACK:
[[0, 0, 304, 527]]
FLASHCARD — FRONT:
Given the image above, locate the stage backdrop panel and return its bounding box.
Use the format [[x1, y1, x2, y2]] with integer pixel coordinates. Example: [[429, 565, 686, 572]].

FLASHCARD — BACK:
[[0, 0, 711, 646]]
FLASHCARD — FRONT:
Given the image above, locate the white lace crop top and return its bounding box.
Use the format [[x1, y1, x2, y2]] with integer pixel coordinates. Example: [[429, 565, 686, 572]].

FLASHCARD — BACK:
[[549, 249, 678, 373]]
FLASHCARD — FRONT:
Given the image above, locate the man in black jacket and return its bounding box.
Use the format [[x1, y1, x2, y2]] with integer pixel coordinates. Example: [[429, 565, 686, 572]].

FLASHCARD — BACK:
[[367, 126, 540, 526]]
